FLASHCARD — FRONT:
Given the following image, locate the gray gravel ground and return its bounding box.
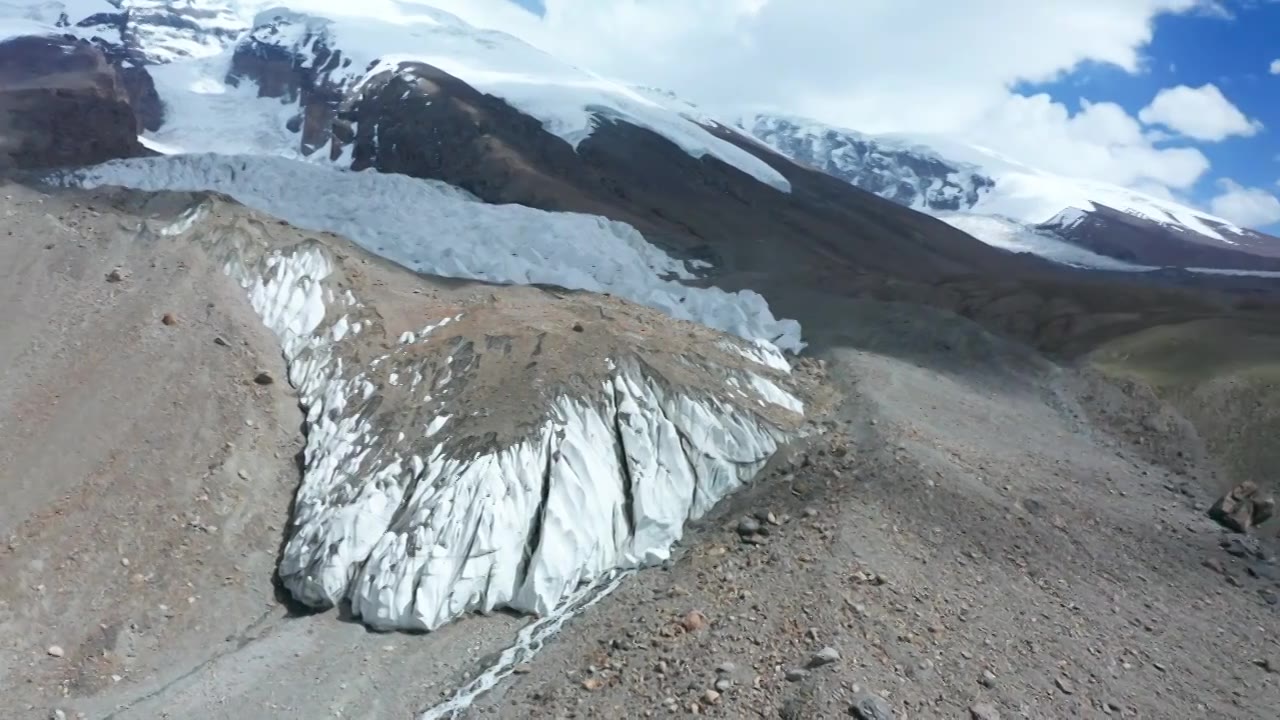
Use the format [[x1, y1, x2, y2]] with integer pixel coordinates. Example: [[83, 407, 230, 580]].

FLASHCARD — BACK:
[[478, 303, 1280, 719], [3, 184, 1276, 720]]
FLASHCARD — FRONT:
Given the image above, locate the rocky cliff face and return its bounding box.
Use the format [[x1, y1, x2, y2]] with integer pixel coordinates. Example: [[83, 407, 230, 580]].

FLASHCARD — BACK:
[[226, 10, 352, 155], [0, 35, 150, 170]]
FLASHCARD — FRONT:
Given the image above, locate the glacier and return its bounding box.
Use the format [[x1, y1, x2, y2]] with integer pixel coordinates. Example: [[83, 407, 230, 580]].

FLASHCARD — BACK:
[[66, 153, 804, 352], [133, 197, 805, 632]]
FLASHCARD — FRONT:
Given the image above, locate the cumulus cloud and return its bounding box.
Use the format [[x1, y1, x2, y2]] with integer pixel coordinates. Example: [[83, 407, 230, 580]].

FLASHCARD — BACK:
[[1271, 59, 1280, 74], [433, 0, 1220, 192], [963, 95, 1209, 190], [1208, 179, 1280, 228], [1138, 84, 1262, 141]]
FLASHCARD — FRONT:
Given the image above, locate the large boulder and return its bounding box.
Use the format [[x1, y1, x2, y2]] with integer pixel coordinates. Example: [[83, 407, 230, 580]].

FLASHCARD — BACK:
[[1208, 481, 1275, 533], [0, 35, 151, 171]]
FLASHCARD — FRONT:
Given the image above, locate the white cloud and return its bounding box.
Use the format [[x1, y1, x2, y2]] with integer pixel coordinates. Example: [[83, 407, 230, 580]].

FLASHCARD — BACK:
[[1138, 84, 1262, 141], [1208, 179, 1280, 228], [964, 95, 1209, 190], [433, 0, 1220, 193], [1271, 58, 1280, 74]]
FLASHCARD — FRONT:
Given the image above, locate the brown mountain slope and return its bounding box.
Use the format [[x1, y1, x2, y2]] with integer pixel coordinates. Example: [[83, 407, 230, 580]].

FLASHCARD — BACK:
[[0, 35, 156, 171], [240, 59, 1274, 356]]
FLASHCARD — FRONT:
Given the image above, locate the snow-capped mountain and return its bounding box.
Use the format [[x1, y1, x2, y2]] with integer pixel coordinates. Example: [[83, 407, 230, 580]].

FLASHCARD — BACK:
[[2, 1, 790, 189], [745, 114, 995, 212], [741, 113, 1280, 271]]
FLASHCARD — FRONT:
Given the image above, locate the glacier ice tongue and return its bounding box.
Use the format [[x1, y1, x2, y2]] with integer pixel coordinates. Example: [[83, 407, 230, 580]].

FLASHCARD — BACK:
[[149, 197, 806, 632], [65, 154, 804, 352]]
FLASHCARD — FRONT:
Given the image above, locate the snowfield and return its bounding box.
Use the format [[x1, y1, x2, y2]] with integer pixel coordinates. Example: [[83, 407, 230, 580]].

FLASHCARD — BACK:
[[67, 154, 804, 351]]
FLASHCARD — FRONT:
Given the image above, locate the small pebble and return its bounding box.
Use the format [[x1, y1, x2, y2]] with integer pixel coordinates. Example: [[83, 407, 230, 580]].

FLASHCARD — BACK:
[[46, 645, 64, 658]]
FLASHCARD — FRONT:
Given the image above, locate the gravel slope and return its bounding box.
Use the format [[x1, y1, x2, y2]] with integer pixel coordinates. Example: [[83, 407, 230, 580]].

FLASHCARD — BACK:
[[2, 182, 1276, 720], [481, 301, 1280, 719]]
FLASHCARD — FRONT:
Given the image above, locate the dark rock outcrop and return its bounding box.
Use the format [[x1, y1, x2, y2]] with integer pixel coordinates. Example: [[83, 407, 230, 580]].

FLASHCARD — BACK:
[[0, 35, 150, 170], [227, 13, 354, 155]]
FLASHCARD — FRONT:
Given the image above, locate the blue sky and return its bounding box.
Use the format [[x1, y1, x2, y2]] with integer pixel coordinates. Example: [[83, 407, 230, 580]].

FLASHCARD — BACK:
[[510, 0, 544, 14], [1018, 1, 1280, 232]]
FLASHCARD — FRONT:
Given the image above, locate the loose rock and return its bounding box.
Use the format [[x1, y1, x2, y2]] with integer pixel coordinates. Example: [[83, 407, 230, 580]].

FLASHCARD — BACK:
[[1208, 481, 1275, 533], [161, 312, 178, 326], [253, 371, 275, 385], [850, 693, 895, 720], [809, 646, 840, 667], [680, 610, 709, 633], [737, 517, 762, 536], [970, 702, 1001, 720], [784, 668, 809, 682], [46, 645, 64, 658], [581, 677, 605, 691]]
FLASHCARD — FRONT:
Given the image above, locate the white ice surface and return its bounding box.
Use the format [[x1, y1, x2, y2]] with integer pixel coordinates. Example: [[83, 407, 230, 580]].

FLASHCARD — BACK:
[[68, 153, 804, 351]]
